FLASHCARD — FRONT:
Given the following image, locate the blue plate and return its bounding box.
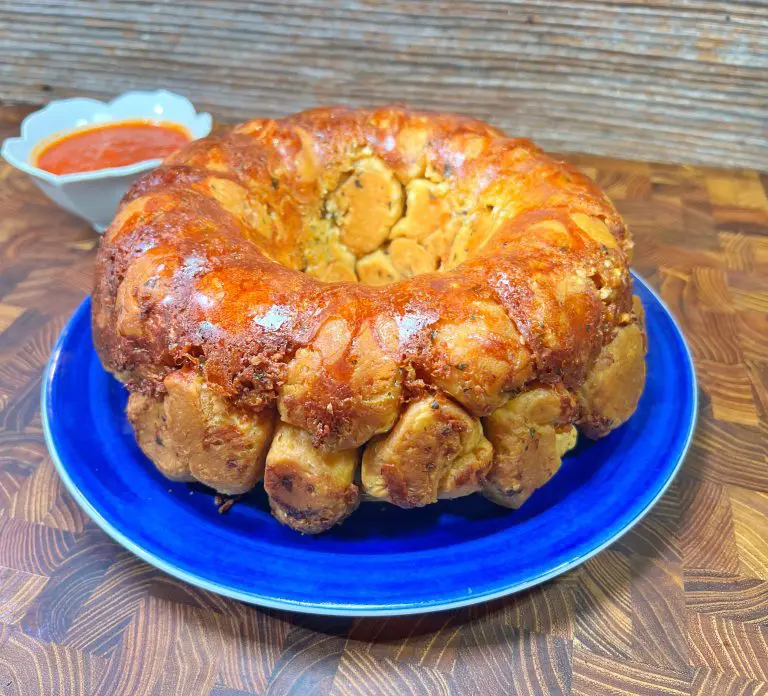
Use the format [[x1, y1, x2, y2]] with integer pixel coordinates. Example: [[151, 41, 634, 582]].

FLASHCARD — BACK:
[[42, 274, 697, 616]]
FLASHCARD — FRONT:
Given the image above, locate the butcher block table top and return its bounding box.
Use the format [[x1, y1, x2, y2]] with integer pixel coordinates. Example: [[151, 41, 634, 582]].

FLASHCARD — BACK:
[[0, 104, 767, 696]]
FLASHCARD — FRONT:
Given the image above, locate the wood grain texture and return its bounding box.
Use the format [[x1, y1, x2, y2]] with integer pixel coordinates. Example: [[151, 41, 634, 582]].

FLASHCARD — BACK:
[[1, 104, 768, 694], [0, 1, 767, 170]]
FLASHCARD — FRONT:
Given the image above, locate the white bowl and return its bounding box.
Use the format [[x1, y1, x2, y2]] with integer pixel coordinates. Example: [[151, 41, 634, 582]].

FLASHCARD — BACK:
[[1, 90, 212, 233]]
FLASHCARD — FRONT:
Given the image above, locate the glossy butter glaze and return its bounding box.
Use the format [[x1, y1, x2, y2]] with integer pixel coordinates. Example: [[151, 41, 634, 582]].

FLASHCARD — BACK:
[[92, 106, 645, 533]]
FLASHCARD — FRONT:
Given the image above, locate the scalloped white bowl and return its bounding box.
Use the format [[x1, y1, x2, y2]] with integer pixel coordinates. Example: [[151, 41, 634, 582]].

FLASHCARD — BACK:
[[1, 90, 212, 232]]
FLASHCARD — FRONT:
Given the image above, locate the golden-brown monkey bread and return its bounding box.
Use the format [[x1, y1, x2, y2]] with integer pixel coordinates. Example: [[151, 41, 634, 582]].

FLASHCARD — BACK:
[[577, 318, 647, 439], [361, 395, 493, 508], [356, 249, 402, 286], [331, 157, 404, 256], [277, 314, 402, 450], [482, 387, 577, 508], [427, 299, 535, 417], [128, 370, 275, 495], [127, 392, 194, 483], [94, 105, 647, 533], [264, 422, 360, 533]]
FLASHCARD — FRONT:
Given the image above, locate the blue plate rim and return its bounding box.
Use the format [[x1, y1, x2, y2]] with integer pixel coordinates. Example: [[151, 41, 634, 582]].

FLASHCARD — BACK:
[[41, 272, 698, 616]]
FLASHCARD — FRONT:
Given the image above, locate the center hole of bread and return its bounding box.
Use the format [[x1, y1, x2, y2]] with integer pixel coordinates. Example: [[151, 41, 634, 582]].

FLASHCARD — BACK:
[[302, 157, 453, 285]]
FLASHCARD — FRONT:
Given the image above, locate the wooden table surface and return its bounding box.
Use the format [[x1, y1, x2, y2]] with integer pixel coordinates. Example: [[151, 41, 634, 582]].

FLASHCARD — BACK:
[[0, 104, 767, 695]]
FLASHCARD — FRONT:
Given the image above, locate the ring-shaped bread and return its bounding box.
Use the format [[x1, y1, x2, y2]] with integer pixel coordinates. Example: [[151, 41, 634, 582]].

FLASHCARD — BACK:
[[93, 106, 646, 533]]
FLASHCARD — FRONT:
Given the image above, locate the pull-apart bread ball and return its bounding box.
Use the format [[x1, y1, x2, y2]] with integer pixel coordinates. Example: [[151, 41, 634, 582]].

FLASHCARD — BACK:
[[93, 106, 646, 533]]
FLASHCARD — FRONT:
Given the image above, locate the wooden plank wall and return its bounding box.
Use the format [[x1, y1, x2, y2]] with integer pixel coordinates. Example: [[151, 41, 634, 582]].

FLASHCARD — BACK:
[[0, 1, 766, 169]]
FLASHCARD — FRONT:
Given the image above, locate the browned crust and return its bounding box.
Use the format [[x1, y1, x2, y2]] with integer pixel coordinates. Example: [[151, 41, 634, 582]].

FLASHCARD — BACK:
[[94, 107, 632, 423], [92, 105, 646, 531]]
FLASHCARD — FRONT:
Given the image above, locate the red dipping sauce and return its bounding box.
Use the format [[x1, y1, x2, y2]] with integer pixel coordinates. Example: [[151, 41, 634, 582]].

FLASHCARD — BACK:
[[34, 119, 192, 175]]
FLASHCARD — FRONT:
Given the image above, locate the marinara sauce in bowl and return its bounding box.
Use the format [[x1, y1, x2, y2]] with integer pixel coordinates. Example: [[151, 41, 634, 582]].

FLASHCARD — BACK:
[[1, 90, 211, 232], [34, 120, 192, 176]]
